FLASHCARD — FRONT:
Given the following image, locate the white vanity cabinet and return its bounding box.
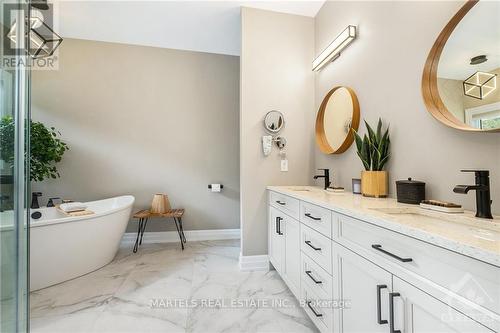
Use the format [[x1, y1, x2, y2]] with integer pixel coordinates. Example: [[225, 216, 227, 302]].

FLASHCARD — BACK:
[[393, 277, 492, 333], [267, 188, 500, 333], [268, 205, 301, 297], [335, 243, 493, 333], [334, 243, 393, 333], [268, 206, 284, 272]]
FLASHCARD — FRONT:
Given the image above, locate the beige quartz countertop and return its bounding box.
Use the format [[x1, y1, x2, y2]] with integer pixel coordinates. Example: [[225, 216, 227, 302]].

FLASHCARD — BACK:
[[267, 186, 500, 267]]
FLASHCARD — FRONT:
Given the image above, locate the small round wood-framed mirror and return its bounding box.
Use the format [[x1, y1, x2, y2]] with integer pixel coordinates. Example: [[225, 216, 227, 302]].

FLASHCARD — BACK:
[[315, 86, 360, 154], [422, 0, 500, 132]]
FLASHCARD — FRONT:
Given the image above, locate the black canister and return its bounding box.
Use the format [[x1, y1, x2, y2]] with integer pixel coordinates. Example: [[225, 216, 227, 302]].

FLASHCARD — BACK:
[[396, 178, 425, 204]]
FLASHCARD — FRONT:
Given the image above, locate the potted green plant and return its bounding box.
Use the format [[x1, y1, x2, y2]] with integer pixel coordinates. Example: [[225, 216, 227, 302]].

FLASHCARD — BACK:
[[0, 116, 69, 182], [352, 118, 390, 197]]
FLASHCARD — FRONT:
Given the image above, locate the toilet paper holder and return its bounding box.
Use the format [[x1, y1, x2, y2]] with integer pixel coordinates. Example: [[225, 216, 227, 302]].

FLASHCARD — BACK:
[[208, 184, 224, 189]]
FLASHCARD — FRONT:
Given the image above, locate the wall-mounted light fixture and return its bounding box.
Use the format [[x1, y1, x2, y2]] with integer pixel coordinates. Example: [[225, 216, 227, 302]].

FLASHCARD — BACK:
[[463, 71, 497, 100], [312, 25, 357, 72], [7, 2, 63, 59]]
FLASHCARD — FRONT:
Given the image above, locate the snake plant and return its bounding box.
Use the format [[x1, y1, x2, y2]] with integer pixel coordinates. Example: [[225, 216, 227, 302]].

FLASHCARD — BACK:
[[352, 118, 390, 171]]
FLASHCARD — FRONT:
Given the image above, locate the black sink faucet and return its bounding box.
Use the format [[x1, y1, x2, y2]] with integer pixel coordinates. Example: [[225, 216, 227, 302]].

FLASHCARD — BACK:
[[314, 168, 331, 190], [453, 170, 493, 219], [31, 192, 42, 209]]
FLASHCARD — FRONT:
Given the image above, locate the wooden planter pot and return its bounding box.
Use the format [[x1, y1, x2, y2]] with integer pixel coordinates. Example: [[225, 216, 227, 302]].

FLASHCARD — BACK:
[[361, 171, 388, 198]]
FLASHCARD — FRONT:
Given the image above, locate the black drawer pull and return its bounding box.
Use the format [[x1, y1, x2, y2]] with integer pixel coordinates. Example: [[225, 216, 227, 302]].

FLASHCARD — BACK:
[[371, 244, 412, 262], [376, 284, 388, 325], [305, 270, 322, 284], [305, 213, 321, 221], [389, 292, 401, 333], [276, 200, 286, 205], [307, 301, 323, 317], [305, 240, 321, 251]]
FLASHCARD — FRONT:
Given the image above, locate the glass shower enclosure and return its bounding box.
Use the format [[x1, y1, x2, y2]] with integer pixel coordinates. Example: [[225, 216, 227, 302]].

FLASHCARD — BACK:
[[0, 0, 30, 332]]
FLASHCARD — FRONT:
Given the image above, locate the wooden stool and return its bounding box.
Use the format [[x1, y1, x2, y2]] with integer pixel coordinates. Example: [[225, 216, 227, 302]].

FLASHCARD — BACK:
[[132, 209, 186, 252]]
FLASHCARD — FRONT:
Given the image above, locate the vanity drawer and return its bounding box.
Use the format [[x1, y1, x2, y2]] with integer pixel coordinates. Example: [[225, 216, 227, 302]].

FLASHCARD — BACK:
[[301, 224, 332, 274], [301, 252, 333, 300], [269, 191, 299, 219], [338, 214, 500, 315], [301, 280, 334, 333], [300, 201, 332, 238]]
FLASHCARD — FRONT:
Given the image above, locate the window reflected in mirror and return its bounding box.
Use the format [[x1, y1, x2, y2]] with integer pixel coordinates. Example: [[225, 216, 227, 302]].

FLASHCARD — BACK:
[[436, 0, 499, 130]]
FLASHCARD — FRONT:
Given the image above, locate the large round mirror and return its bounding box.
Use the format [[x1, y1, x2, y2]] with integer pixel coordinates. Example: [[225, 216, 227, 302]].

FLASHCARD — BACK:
[[422, 0, 500, 132], [315, 86, 360, 154], [263, 110, 285, 134]]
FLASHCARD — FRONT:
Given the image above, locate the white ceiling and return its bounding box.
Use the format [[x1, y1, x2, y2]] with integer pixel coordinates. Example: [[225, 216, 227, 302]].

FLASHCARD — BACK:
[[54, 1, 325, 56], [438, 0, 500, 80]]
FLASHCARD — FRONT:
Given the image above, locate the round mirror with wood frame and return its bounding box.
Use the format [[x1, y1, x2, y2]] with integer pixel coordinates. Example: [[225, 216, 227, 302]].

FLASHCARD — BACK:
[[422, 0, 500, 132], [315, 86, 360, 154]]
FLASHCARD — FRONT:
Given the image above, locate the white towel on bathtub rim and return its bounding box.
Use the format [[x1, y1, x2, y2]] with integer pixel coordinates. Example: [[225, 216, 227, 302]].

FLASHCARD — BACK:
[[59, 202, 88, 212]]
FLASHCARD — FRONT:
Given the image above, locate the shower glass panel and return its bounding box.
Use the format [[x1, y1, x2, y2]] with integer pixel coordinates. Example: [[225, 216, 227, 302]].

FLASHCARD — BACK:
[[0, 0, 30, 332]]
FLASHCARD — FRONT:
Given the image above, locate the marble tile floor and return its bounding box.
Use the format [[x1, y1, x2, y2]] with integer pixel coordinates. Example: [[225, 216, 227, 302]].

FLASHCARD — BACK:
[[30, 239, 317, 333]]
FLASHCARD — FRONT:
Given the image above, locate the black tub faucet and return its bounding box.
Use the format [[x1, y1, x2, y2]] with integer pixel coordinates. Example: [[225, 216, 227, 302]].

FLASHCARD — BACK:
[[31, 192, 42, 209], [47, 197, 61, 207], [314, 168, 331, 190], [453, 170, 493, 219]]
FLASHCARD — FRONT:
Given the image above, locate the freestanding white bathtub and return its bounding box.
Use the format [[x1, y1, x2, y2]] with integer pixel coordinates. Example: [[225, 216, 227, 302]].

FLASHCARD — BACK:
[[30, 195, 134, 291]]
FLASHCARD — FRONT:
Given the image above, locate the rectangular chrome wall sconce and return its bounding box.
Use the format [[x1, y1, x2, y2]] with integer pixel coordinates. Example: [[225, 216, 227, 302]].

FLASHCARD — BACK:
[[463, 71, 497, 100], [312, 25, 357, 72]]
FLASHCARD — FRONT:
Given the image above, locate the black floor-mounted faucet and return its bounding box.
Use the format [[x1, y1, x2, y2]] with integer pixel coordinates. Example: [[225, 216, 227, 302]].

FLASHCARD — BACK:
[[453, 170, 493, 219], [314, 168, 331, 190]]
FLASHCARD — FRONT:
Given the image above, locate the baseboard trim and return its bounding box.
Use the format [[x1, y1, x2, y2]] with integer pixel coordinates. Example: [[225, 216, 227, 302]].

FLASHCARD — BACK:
[[239, 254, 270, 272], [121, 228, 240, 245]]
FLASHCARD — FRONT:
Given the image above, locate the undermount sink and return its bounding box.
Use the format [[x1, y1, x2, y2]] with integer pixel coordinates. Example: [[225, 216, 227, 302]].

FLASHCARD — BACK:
[[371, 207, 424, 215], [370, 207, 449, 224], [287, 186, 311, 192], [370, 207, 500, 235]]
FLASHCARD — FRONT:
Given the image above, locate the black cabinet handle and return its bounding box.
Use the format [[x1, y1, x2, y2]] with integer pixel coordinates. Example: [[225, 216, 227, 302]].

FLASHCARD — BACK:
[[376, 285, 388, 325], [372, 244, 412, 262], [389, 292, 401, 333], [307, 301, 323, 317], [305, 213, 321, 221], [277, 217, 283, 235], [305, 270, 322, 284], [305, 240, 321, 251], [276, 200, 286, 206], [275, 217, 279, 234]]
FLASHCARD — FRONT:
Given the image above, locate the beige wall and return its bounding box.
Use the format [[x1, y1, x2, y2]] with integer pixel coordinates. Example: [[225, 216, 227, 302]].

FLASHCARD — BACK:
[[314, 1, 500, 214], [240, 8, 315, 256], [437, 77, 465, 122], [32, 39, 240, 232]]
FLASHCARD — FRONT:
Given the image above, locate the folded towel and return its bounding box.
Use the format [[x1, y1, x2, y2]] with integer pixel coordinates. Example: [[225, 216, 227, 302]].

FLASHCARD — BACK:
[[59, 202, 87, 212], [59, 209, 94, 217]]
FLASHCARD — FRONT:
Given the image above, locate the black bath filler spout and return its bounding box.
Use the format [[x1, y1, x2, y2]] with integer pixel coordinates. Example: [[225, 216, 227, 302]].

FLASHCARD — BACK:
[[31, 192, 42, 209], [453, 170, 493, 219]]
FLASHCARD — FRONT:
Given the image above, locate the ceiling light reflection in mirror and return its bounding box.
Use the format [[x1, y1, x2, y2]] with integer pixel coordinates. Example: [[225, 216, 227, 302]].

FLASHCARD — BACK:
[[437, 0, 500, 130]]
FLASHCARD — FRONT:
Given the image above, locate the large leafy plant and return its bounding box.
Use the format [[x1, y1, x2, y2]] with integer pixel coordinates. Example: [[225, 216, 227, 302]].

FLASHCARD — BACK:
[[352, 118, 390, 171], [0, 116, 69, 181]]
